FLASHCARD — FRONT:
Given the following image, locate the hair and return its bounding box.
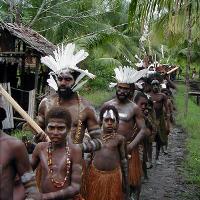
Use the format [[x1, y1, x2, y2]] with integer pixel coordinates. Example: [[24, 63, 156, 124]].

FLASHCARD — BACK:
[[0, 107, 6, 130], [45, 106, 72, 130], [99, 105, 119, 125], [134, 92, 148, 103], [0, 107, 6, 122]]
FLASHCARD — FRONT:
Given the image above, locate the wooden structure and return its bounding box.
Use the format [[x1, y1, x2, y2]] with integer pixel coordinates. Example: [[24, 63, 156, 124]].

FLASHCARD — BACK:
[[188, 81, 200, 106], [0, 22, 56, 127]]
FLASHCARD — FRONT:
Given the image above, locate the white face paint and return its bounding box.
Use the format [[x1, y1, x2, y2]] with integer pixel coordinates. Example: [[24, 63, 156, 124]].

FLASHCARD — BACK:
[[103, 109, 115, 120], [102, 109, 117, 132]]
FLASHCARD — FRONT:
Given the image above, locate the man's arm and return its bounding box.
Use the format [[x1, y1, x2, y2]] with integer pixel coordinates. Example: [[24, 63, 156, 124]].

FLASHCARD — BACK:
[[163, 94, 170, 132], [81, 106, 102, 153], [34, 100, 49, 142], [31, 143, 41, 171], [119, 136, 129, 199], [42, 144, 82, 200], [127, 105, 147, 153], [14, 141, 41, 199], [165, 75, 177, 89]]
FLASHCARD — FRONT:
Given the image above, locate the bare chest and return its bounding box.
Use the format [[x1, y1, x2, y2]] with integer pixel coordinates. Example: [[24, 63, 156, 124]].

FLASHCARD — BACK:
[[40, 148, 70, 176], [45, 98, 87, 125]]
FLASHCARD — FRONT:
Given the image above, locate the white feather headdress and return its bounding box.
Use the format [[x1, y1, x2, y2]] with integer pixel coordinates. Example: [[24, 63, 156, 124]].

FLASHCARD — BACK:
[[41, 43, 95, 92], [109, 66, 148, 88]]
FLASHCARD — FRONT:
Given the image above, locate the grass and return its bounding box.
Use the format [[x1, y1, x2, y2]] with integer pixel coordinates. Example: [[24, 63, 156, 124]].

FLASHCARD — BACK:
[[80, 89, 114, 108], [175, 83, 200, 186]]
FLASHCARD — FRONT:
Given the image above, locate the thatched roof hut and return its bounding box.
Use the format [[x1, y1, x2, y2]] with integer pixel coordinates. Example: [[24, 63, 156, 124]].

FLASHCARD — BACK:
[[0, 23, 56, 127]]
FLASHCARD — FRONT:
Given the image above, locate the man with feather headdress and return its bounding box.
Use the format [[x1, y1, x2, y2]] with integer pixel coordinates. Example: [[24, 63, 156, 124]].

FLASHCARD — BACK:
[[34, 43, 102, 198], [103, 66, 148, 200], [35, 43, 102, 152]]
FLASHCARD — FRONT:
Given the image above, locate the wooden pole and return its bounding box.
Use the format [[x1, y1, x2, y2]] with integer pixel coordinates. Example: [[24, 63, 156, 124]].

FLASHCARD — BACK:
[[167, 66, 179, 75], [0, 84, 50, 141]]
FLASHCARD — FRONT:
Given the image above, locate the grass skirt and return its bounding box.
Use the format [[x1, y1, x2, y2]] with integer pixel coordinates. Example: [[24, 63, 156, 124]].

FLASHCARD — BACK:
[[86, 163, 123, 200], [128, 147, 142, 187]]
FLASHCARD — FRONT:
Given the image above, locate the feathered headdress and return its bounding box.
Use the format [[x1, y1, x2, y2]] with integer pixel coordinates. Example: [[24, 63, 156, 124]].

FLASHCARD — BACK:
[[109, 66, 148, 88], [41, 43, 95, 92]]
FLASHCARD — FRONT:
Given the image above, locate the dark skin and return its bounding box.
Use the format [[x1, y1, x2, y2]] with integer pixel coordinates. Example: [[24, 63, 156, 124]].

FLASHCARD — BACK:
[[149, 83, 170, 131], [36, 72, 101, 147], [135, 96, 152, 179], [93, 113, 129, 199], [0, 130, 41, 200], [103, 83, 147, 153], [31, 118, 82, 200]]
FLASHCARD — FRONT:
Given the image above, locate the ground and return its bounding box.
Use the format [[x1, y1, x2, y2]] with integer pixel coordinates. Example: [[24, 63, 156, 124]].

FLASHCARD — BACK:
[[140, 127, 200, 200]]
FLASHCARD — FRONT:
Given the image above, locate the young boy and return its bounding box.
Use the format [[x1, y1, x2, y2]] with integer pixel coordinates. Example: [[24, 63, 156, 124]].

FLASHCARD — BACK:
[[31, 106, 83, 200], [86, 105, 129, 200]]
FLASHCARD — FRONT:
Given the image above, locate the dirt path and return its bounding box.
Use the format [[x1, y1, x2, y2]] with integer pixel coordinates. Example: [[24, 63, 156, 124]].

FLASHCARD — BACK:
[[140, 127, 200, 200]]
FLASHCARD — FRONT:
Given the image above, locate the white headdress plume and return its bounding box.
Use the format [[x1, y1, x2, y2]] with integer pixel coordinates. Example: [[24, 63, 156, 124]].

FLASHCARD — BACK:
[[109, 66, 148, 88], [41, 43, 95, 91]]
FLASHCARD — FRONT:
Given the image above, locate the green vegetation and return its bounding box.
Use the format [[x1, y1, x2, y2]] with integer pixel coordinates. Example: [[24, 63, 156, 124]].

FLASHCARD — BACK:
[[81, 89, 114, 108], [175, 84, 200, 185], [11, 129, 33, 140]]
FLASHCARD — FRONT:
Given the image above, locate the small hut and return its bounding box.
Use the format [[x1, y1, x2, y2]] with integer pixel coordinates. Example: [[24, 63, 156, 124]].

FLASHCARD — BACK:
[[0, 22, 56, 128]]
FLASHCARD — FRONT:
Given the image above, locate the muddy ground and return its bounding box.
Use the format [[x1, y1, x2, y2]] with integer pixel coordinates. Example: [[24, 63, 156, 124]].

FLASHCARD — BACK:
[[139, 127, 200, 200]]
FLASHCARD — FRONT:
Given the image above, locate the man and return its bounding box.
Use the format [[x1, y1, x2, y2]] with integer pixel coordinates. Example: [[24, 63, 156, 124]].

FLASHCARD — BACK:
[[31, 106, 82, 199], [149, 80, 170, 164], [104, 66, 147, 200], [34, 43, 102, 198], [0, 106, 40, 200], [86, 105, 129, 200], [36, 43, 102, 152]]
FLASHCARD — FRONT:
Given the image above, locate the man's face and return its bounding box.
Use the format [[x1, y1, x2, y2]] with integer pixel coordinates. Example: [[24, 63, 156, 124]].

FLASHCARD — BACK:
[[57, 71, 75, 98], [136, 97, 148, 113], [152, 83, 160, 93], [116, 83, 131, 101], [102, 110, 117, 133], [46, 118, 69, 144]]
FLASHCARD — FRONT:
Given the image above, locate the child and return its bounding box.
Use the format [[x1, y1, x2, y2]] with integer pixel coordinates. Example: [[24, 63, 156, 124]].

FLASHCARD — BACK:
[[31, 106, 83, 200], [86, 105, 129, 200]]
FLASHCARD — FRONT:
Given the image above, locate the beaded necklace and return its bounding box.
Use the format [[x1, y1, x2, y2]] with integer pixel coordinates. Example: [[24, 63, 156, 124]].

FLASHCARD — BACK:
[[47, 142, 71, 188], [102, 132, 117, 143]]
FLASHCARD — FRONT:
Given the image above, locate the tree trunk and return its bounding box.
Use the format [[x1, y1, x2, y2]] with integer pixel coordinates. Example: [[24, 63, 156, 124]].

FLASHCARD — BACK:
[[184, 1, 192, 117]]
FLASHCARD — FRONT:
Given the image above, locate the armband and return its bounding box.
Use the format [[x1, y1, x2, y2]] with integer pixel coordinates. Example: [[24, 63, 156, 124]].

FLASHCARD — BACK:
[[21, 171, 35, 184]]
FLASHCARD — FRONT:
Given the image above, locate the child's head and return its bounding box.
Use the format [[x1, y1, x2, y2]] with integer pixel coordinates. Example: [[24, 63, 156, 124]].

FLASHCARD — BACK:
[[134, 92, 148, 113], [99, 105, 119, 133], [45, 106, 72, 143]]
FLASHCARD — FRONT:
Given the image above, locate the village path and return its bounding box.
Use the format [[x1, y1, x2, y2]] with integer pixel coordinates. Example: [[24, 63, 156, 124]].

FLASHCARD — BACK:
[[140, 127, 200, 200]]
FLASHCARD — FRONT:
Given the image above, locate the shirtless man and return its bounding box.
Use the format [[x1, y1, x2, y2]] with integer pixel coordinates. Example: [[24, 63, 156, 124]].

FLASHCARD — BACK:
[[31, 106, 82, 200], [0, 106, 40, 200], [104, 66, 147, 200], [149, 80, 170, 164], [35, 43, 101, 152], [34, 44, 102, 199], [86, 105, 129, 200]]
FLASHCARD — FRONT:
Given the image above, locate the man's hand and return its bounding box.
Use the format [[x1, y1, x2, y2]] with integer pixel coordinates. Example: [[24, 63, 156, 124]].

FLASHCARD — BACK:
[[34, 132, 48, 143]]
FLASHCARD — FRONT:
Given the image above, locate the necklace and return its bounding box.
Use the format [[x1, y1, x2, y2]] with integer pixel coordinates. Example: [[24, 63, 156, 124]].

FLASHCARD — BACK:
[[57, 93, 82, 144], [102, 132, 117, 143], [72, 93, 83, 144], [47, 142, 71, 188]]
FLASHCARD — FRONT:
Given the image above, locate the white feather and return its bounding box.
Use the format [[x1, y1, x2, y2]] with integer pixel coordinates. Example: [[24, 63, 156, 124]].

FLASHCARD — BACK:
[[72, 80, 88, 92], [41, 43, 95, 90], [112, 66, 148, 85], [47, 74, 58, 91]]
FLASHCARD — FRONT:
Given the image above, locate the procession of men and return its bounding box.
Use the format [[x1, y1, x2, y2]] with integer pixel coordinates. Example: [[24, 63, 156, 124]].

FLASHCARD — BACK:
[[0, 43, 176, 200]]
